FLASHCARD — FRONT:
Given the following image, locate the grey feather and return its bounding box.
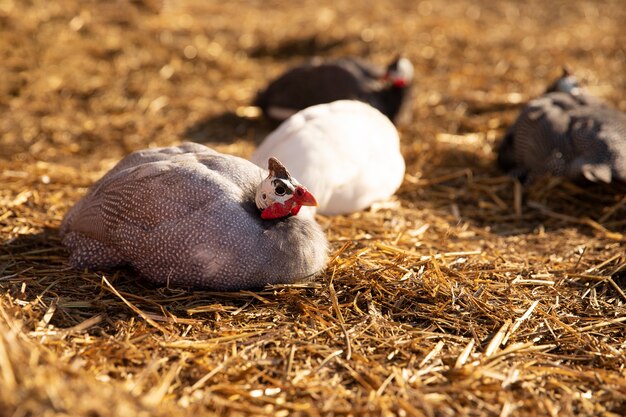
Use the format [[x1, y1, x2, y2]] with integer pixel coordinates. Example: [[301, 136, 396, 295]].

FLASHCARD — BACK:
[[60, 143, 329, 290], [498, 83, 626, 184]]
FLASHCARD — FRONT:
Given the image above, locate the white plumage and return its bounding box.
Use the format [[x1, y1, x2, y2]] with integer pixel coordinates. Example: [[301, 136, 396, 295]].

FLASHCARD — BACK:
[[251, 100, 406, 215]]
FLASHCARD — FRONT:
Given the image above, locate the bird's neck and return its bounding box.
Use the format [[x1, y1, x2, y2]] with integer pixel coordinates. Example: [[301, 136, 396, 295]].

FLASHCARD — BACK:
[[378, 85, 410, 121]]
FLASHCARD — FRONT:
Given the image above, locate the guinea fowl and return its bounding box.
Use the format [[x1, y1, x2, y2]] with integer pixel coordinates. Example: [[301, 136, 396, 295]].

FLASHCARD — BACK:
[[253, 56, 414, 125], [251, 100, 406, 215], [60, 143, 328, 291], [497, 70, 626, 184]]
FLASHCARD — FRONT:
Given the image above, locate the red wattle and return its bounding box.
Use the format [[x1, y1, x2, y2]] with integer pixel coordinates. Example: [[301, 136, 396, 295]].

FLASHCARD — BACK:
[[392, 79, 406, 88], [261, 202, 293, 219], [261, 187, 316, 219]]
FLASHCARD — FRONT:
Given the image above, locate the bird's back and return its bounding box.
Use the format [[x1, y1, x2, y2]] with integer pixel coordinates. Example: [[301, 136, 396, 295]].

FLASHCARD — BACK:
[[254, 58, 381, 121], [251, 100, 405, 215], [567, 103, 626, 182]]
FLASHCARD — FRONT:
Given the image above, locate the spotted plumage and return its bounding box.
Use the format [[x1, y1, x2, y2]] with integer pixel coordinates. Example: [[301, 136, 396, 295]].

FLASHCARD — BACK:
[[60, 143, 328, 290], [497, 73, 626, 183], [253, 56, 414, 125]]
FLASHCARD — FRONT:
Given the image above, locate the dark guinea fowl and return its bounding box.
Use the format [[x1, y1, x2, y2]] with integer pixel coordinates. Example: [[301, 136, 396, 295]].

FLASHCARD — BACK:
[[253, 56, 414, 125], [61, 143, 328, 291], [497, 69, 626, 184]]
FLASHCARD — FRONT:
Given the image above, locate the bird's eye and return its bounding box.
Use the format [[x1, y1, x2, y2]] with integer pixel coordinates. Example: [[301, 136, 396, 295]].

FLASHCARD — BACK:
[[274, 185, 286, 195], [262, 193, 267, 200]]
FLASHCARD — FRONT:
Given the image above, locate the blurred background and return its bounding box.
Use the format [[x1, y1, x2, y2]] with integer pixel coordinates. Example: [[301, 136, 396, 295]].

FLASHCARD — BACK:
[[1, 0, 624, 171]]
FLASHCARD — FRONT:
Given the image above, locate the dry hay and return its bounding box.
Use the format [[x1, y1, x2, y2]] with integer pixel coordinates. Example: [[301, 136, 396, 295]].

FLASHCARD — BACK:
[[1, 0, 626, 416]]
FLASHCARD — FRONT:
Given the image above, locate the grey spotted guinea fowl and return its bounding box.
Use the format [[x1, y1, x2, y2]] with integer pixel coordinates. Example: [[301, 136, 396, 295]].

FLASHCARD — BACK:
[[253, 56, 414, 125], [60, 143, 328, 291], [498, 70, 626, 183]]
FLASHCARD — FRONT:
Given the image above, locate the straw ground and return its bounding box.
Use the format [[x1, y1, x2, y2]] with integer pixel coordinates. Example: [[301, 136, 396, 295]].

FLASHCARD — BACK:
[[1, 0, 626, 415]]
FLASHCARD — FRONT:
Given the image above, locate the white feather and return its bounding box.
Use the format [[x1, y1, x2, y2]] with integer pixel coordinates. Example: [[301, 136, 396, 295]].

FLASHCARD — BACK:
[[251, 100, 405, 215]]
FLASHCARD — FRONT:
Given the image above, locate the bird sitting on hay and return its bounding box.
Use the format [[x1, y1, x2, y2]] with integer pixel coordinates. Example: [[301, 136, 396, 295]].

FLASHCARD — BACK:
[[251, 100, 406, 216], [60, 143, 328, 291], [497, 68, 626, 184], [252, 55, 414, 125]]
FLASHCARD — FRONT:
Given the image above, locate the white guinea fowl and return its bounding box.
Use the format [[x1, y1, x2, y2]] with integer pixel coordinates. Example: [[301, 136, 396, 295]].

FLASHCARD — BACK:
[[61, 143, 328, 291], [251, 100, 406, 215]]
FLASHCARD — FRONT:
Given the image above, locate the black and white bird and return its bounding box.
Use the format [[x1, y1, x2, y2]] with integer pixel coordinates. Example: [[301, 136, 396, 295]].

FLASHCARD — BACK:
[[251, 100, 406, 215], [61, 143, 328, 291], [253, 56, 414, 125], [497, 70, 626, 184]]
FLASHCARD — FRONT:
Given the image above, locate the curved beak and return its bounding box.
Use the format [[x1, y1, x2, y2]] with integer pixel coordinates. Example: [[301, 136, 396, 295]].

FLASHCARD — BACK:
[[294, 186, 317, 207]]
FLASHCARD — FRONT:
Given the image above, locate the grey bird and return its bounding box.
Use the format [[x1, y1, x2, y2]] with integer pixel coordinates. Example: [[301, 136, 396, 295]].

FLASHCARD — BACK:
[[60, 143, 328, 291], [497, 70, 626, 184], [253, 56, 414, 125]]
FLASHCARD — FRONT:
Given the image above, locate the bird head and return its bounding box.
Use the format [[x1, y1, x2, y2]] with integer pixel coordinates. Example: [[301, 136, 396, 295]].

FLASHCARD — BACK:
[[383, 56, 414, 88], [546, 66, 582, 95], [255, 157, 317, 219]]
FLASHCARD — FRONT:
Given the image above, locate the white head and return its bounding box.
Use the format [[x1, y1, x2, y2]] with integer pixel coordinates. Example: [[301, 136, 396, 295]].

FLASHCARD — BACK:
[[547, 67, 582, 95], [255, 157, 317, 219], [384, 56, 414, 88]]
